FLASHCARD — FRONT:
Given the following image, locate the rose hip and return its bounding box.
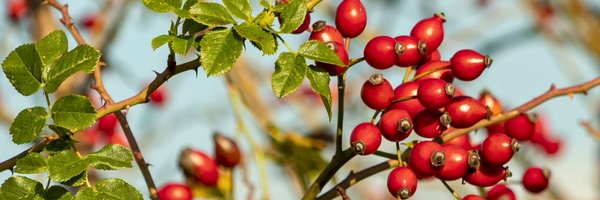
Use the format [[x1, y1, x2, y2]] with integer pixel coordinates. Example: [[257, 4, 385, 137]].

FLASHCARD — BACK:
[[214, 133, 241, 168], [387, 167, 417, 199], [315, 42, 349, 76], [414, 61, 453, 83], [480, 133, 519, 167], [413, 109, 451, 138], [450, 49, 492, 81], [364, 36, 403, 70], [158, 182, 193, 200], [350, 123, 382, 155], [408, 141, 446, 177], [463, 162, 511, 187], [487, 184, 516, 200], [379, 109, 413, 142], [360, 73, 394, 110], [390, 82, 425, 118], [522, 167, 550, 193], [444, 96, 491, 128], [504, 113, 537, 141], [435, 144, 475, 181], [309, 21, 344, 44], [394, 36, 427, 67], [179, 148, 219, 186], [417, 78, 455, 110], [335, 0, 367, 38], [410, 13, 445, 55]]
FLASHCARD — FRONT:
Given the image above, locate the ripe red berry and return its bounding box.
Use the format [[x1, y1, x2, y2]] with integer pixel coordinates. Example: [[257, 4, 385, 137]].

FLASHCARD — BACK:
[[417, 78, 455, 110], [444, 96, 491, 128], [109, 132, 130, 148], [394, 36, 427, 67], [450, 49, 492, 81], [436, 144, 479, 181], [179, 148, 219, 186], [410, 13, 445, 55], [463, 195, 485, 200], [413, 109, 451, 138], [522, 167, 550, 193], [350, 123, 382, 155], [480, 133, 519, 167], [408, 141, 446, 177], [8, 0, 28, 21], [443, 128, 473, 151], [414, 61, 453, 83], [463, 162, 512, 187], [418, 49, 441, 66], [478, 89, 503, 116], [364, 36, 403, 70], [390, 82, 425, 118], [79, 128, 101, 146], [278, 0, 311, 34], [379, 109, 413, 142], [82, 13, 99, 29], [387, 167, 417, 199], [335, 0, 366, 38], [487, 184, 516, 200], [158, 182, 193, 200], [309, 21, 344, 45], [149, 85, 168, 106], [315, 42, 349, 76], [360, 73, 394, 110], [504, 113, 537, 141], [97, 113, 118, 135], [214, 133, 241, 168]]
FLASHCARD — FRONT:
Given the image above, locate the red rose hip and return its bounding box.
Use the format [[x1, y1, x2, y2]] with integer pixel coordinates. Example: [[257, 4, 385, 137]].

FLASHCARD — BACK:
[[504, 113, 537, 141], [417, 78, 455, 110], [360, 73, 394, 110], [214, 133, 241, 168], [450, 49, 492, 81], [364, 36, 403, 70], [394, 36, 427, 67], [278, 0, 311, 34], [410, 13, 445, 55], [436, 144, 479, 181], [414, 60, 453, 83], [158, 182, 193, 200], [408, 141, 446, 177], [480, 133, 519, 167], [418, 49, 441, 66], [387, 167, 417, 199], [379, 109, 413, 142], [335, 0, 367, 38], [522, 167, 550, 193], [413, 109, 451, 138], [315, 42, 349, 76], [444, 96, 491, 128], [179, 148, 219, 186], [350, 123, 382, 155], [487, 184, 516, 200], [444, 132, 473, 151], [390, 82, 425, 118], [463, 163, 512, 187], [463, 195, 485, 200], [309, 21, 344, 45], [8, 0, 28, 21]]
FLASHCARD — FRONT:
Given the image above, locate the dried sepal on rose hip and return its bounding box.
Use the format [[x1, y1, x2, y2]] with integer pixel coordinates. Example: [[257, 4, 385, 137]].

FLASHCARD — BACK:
[[335, 0, 367, 38], [408, 141, 446, 177], [315, 42, 349, 76], [179, 148, 219, 187], [450, 49, 493, 81], [480, 133, 519, 167], [360, 73, 394, 110], [522, 167, 551, 193], [214, 133, 241, 168], [387, 166, 418, 199], [309, 21, 344, 45], [350, 123, 382, 155], [158, 182, 193, 200], [410, 13, 446, 55], [394, 36, 427, 67], [417, 78, 455, 110], [364, 36, 403, 70]]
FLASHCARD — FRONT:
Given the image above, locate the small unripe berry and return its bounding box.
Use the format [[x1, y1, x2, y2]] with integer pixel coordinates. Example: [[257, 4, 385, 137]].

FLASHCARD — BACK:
[[413, 109, 451, 138], [179, 148, 219, 186], [414, 61, 453, 83], [158, 182, 193, 200], [335, 0, 367, 38], [435, 144, 474, 181], [463, 162, 512, 187], [315, 42, 349, 76], [408, 141, 446, 177], [390, 82, 425, 118], [522, 167, 550, 193], [387, 167, 417, 199], [450, 49, 492, 81], [463, 195, 485, 200], [364, 36, 403, 70], [309, 21, 344, 45], [214, 133, 241, 168], [444, 96, 491, 128], [410, 13, 445, 55], [394, 36, 427, 67], [379, 109, 413, 142], [417, 78, 455, 110], [480, 134, 519, 167], [504, 113, 537, 141], [350, 123, 382, 155], [487, 184, 516, 200], [360, 74, 394, 110]]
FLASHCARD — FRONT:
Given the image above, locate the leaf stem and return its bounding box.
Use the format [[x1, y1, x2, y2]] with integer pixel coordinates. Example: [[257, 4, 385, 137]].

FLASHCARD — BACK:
[[396, 142, 402, 164], [372, 151, 397, 159], [390, 96, 417, 105], [275, 34, 296, 54], [44, 92, 52, 110], [347, 57, 365, 68], [478, 187, 487, 197], [45, 178, 51, 190], [370, 110, 381, 124], [409, 65, 450, 82], [441, 181, 462, 200], [306, 0, 323, 11]]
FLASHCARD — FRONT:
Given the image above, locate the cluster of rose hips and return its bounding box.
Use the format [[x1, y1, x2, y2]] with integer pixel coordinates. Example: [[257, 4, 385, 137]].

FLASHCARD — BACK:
[[157, 133, 241, 200], [293, 0, 553, 197]]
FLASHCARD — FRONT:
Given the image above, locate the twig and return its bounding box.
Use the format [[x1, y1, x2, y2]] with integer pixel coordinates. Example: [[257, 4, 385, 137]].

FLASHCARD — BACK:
[[336, 186, 351, 200], [580, 121, 600, 141], [440, 77, 600, 143], [441, 181, 462, 200], [0, 135, 58, 173], [335, 73, 346, 156], [302, 149, 356, 200]]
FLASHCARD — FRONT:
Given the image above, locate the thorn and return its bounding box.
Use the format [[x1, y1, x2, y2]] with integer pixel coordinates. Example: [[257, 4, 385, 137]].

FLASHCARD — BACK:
[[124, 105, 131, 115], [516, 109, 526, 115], [152, 70, 160, 77], [550, 83, 556, 90], [98, 62, 106, 67], [583, 90, 588, 95], [147, 163, 153, 168], [568, 93, 574, 100], [194, 68, 199, 78]]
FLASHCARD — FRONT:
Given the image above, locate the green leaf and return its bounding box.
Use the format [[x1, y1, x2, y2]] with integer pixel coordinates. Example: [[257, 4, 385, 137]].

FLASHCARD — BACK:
[[46, 186, 73, 200], [233, 22, 276, 55], [84, 144, 133, 170], [223, 0, 252, 21], [260, 0, 270, 8], [35, 30, 68, 67], [142, 0, 182, 13], [189, 2, 236, 26], [272, 3, 288, 13], [14, 153, 48, 174], [48, 150, 88, 182], [253, 11, 275, 30], [95, 178, 143, 200], [1, 44, 43, 96], [174, 0, 197, 18], [306, 65, 332, 120], [9, 107, 48, 145], [73, 187, 96, 200], [43, 44, 102, 94], [47, 125, 72, 138], [271, 53, 307, 98], [200, 28, 243, 77], [59, 171, 87, 187], [171, 35, 196, 56], [298, 40, 345, 66], [279, 0, 307, 33], [151, 35, 176, 51], [182, 19, 208, 35], [51, 95, 97, 131], [0, 176, 44, 200], [44, 139, 72, 154]]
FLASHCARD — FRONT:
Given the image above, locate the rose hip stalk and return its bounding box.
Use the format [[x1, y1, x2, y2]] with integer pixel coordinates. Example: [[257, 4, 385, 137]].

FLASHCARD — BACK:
[[335, 0, 367, 38], [315, 42, 349, 76]]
